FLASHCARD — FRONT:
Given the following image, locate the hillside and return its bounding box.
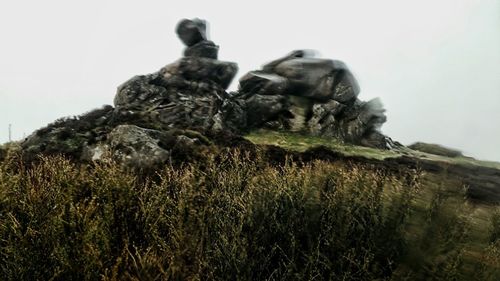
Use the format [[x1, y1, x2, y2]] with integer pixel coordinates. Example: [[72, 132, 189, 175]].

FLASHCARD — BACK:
[[2, 134, 500, 280], [246, 130, 500, 204], [2, 18, 500, 280]]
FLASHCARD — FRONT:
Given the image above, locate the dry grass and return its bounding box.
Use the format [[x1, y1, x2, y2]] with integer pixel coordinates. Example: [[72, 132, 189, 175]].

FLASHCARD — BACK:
[[0, 149, 499, 280]]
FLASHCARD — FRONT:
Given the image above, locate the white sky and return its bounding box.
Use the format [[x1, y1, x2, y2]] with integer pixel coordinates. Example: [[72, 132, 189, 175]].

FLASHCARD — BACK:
[[1, 0, 499, 161]]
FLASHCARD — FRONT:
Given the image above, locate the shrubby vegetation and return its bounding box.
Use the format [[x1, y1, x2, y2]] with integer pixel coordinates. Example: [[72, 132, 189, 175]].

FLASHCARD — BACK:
[[0, 149, 499, 280]]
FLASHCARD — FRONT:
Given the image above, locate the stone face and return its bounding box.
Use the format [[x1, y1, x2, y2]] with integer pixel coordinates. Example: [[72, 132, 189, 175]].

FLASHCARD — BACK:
[[184, 40, 219, 59], [176, 18, 207, 46]]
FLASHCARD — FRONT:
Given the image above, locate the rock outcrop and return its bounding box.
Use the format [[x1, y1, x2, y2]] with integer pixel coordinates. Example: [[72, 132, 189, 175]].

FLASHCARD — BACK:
[[20, 18, 396, 167], [235, 50, 392, 148]]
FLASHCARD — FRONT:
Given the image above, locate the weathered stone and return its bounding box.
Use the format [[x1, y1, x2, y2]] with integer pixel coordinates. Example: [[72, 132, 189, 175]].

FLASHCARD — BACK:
[[274, 58, 336, 86], [184, 40, 219, 59], [104, 125, 170, 168], [287, 95, 312, 132], [114, 73, 168, 107], [262, 50, 308, 72], [220, 98, 247, 133], [336, 98, 387, 143], [161, 57, 238, 90], [176, 18, 207, 46], [331, 69, 360, 104], [273, 58, 359, 102], [239, 71, 288, 96], [113, 72, 227, 132], [245, 94, 288, 128], [308, 100, 346, 134]]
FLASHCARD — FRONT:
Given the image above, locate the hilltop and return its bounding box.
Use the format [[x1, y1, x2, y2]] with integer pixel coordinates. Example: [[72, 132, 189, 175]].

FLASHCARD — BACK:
[[1, 18, 500, 280]]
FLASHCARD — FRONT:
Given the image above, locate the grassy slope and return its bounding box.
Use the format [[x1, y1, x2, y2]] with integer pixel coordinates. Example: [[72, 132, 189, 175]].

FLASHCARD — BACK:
[[245, 129, 500, 170], [246, 129, 500, 279], [1, 131, 500, 279]]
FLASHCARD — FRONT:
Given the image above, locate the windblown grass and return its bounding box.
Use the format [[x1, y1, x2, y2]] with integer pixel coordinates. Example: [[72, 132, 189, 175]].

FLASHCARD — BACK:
[[0, 150, 499, 280]]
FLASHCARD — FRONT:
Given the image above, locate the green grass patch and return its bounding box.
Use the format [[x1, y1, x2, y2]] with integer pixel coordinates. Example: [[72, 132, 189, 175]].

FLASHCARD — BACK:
[[245, 130, 500, 170], [245, 129, 398, 160]]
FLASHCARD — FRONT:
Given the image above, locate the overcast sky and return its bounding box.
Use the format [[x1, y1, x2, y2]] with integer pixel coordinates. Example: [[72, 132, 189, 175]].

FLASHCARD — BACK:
[[1, 0, 499, 161]]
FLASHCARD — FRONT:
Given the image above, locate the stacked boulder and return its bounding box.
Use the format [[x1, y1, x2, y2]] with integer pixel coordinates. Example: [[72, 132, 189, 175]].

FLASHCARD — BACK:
[[235, 50, 391, 148], [113, 18, 238, 132], [177, 18, 219, 59]]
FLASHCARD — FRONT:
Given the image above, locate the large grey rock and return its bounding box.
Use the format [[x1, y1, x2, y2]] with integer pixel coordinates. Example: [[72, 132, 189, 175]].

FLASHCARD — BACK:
[[273, 58, 359, 102], [176, 18, 207, 47], [239, 71, 288, 96], [234, 50, 390, 148], [161, 57, 238, 90], [330, 69, 360, 104], [113, 72, 227, 132], [308, 100, 346, 134], [334, 98, 387, 142], [114, 73, 168, 107], [105, 125, 170, 168], [262, 50, 308, 72], [245, 94, 288, 128], [82, 125, 208, 168]]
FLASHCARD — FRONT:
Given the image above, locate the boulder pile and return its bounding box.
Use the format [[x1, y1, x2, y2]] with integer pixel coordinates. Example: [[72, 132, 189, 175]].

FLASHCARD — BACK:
[[235, 50, 390, 148], [21, 18, 396, 168]]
